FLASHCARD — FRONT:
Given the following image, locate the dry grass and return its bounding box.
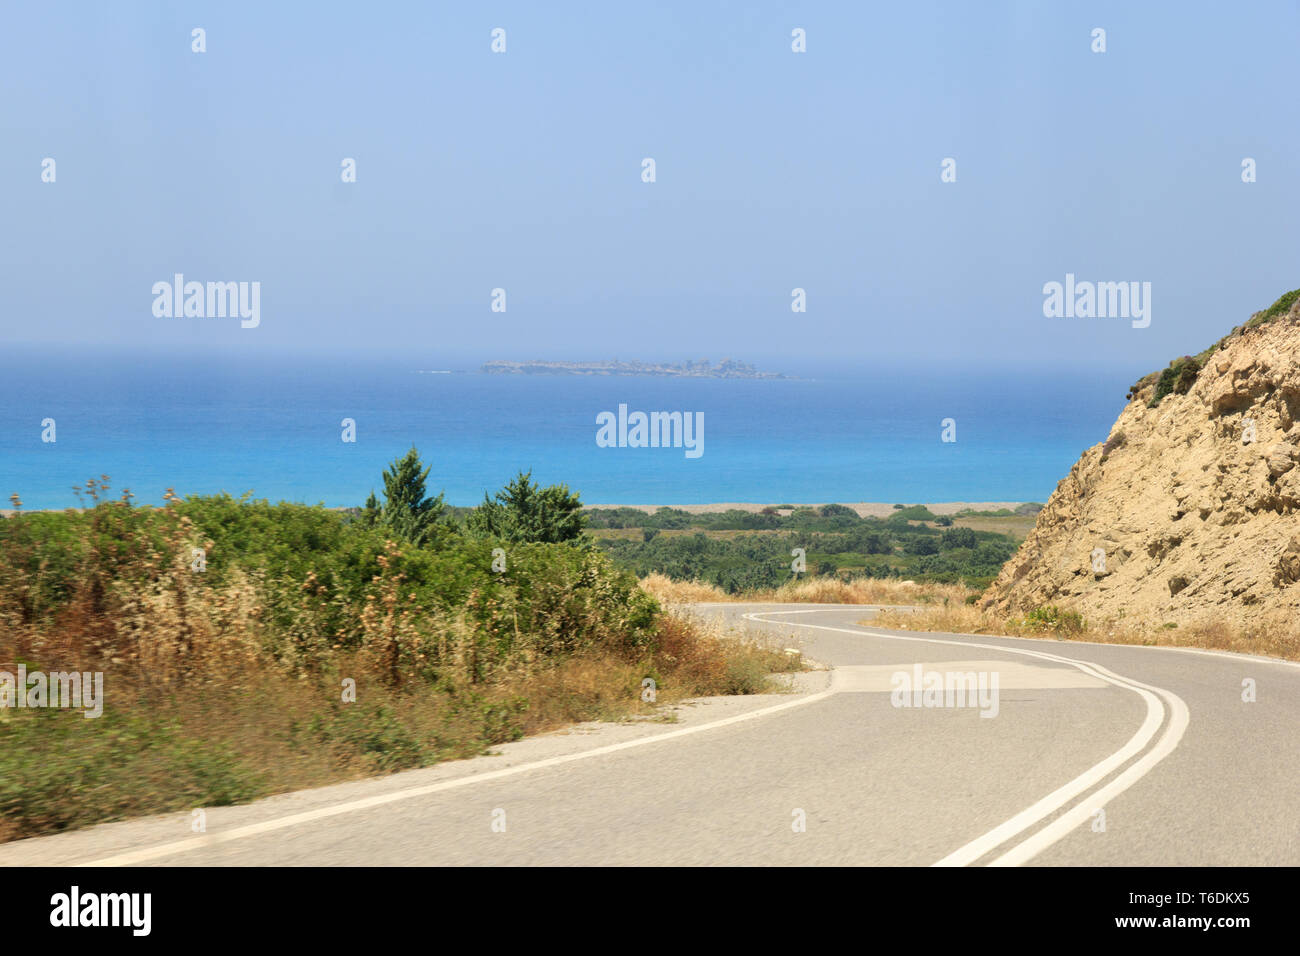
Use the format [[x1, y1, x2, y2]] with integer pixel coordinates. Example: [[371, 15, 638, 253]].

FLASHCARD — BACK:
[[638, 574, 735, 604], [638, 572, 974, 607], [946, 515, 1037, 538], [0, 607, 803, 844], [0, 495, 808, 843], [865, 604, 1300, 662], [769, 577, 971, 606]]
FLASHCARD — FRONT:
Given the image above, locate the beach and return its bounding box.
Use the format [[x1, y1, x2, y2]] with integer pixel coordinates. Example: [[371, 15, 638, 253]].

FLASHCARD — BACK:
[[585, 501, 1030, 517]]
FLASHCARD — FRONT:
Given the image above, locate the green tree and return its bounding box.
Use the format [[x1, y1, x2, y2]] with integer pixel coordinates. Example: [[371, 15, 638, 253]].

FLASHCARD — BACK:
[[905, 536, 940, 556], [467, 470, 586, 544], [819, 503, 857, 518], [364, 447, 448, 546], [940, 527, 978, 550]]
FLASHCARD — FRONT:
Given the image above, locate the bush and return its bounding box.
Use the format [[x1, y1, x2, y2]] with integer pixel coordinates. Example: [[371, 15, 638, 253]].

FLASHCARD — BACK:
[[940, 527, 978, 551], [1149, 356, 1202, 407], [888, 505, 937, 522], [0, 479, 805, 842], [1247, 287, 1300, 327], [1134, 287, 1299, 405], [1101, 430, 1127, 460], [589, 503, 1021, 590], [1022, 605, 1085, 634], [466, 470, 586, 544], [819, 504, 858, 518]]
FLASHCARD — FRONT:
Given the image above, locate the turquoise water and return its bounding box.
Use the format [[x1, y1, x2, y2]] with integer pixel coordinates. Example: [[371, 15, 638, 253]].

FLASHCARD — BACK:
[[0, 351, 1135, 510]]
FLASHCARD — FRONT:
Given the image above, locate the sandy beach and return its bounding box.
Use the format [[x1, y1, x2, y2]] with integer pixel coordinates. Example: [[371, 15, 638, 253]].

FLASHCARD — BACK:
[[584, 501, 1031, 518], [3, 501, 1034, 520]]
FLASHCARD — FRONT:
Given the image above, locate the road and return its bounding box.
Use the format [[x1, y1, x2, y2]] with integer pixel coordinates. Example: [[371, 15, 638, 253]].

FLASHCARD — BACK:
[[3, 602, 1297, 866]]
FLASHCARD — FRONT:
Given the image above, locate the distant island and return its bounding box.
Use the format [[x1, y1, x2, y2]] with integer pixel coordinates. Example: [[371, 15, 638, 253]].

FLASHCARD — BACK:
[[480, 358, 786, 379]]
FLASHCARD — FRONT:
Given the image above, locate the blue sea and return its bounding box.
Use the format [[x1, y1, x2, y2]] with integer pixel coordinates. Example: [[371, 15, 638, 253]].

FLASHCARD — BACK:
[[0, 350, 1140, 510]]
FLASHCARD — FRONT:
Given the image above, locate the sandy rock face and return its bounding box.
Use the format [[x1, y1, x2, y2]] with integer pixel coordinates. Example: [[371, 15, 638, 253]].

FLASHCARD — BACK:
[[984, 302, 1300, 626], [1267, 443, 1297, 477]]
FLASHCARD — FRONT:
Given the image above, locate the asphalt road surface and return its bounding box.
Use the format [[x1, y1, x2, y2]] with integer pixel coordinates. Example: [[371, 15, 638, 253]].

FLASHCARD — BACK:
[[3, 603, 1296, 866]]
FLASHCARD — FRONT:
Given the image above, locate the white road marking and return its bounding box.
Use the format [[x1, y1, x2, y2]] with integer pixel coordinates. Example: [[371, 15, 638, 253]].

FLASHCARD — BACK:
[[743, 611, 1189, 867], [74, 603, 1193, 867], [78, 681, 837, 867], [988, 662, 1190, 866], [734, 602, 1300, 671], [831, 660, 1107, 692]]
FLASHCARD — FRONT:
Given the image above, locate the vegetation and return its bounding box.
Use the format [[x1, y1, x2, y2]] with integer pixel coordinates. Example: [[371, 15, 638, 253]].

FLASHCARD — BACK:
[[464, 470, 586, 544], [1130, 286, 1300, 405], [1246, 287, 1300, 328], [360, 446, 449, 545], [0, 456, 800, 842], [639, 573, 971, 608], [1148, 355, 1203, 407], [951, 503, 1043, 518], [868, 602, 1300, 661], [1019, 605, 1086, 634], [585, 504, 1024, 592]]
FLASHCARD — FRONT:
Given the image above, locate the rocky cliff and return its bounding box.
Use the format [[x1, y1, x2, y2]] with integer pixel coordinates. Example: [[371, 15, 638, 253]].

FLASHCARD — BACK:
[[984, 289, 1300, 626]]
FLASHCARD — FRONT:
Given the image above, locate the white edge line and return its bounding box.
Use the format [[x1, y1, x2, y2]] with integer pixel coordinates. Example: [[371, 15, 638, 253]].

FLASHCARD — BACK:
[[76, 682, 837, 867], [724, 601, 1300, 671], [76, 603, 1201, 867], [743, 611, 1189, 867], [988, 665, 1191, 866]]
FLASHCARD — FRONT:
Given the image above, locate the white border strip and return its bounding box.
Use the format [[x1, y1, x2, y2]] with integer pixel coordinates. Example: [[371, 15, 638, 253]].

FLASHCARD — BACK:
[[743, 611, 1189, 867], [988, 662, 1189, 866], [73, 605, 1193, 867], [714, 601, 1300, 671], [78, 682, 836, 867]]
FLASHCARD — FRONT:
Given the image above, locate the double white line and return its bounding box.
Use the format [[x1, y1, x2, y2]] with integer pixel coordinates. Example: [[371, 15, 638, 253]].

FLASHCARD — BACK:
[[744, 610, 1190, 867], [73, 608, 1185, 867]]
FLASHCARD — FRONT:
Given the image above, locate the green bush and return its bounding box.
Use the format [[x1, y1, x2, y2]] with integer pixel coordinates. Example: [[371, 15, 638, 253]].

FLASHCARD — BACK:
[[465, 470, 586, 544], [819, 504, 858, 518], [1149, 356, 1202, 407], [724, 656, 772, 695], [590, 504, 1021, 590], [0, 706, 263, 835], [1246, 287, 1299, 328], [1132, 287, 1298, 404], [1022, 605, 1085, 634], [940, 527, 978, 550], [888, 505, 937, 522]]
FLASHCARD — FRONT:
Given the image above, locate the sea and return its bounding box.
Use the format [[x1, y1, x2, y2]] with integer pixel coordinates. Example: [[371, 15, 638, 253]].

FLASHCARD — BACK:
[[0, 350, 1143, 511]]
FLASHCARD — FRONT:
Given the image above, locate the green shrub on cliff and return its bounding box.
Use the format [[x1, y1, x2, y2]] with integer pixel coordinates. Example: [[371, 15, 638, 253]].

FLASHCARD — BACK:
[[1132, 287, 1298, 406]]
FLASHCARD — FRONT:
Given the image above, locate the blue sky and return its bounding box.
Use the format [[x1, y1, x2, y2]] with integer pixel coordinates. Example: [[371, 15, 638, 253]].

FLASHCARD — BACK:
[[2, 0, 1297, 373]]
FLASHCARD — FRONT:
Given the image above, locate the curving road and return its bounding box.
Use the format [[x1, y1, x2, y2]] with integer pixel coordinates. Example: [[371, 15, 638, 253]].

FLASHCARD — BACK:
[[3, 603, 1297, 866]]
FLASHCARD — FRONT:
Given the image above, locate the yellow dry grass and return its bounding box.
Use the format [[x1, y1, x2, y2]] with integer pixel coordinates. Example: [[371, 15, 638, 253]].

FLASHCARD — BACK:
[[638, 572, 974, 607], [866, 604, 1300, 662]]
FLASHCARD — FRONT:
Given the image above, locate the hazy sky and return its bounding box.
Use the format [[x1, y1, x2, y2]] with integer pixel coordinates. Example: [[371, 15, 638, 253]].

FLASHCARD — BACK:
[[2, 1, 1296, 372]]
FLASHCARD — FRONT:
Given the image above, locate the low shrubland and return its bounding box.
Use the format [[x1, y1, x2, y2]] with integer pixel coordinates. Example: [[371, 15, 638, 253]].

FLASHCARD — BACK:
[[0, 460, 801, 842], [589, 504, 1025, 594]]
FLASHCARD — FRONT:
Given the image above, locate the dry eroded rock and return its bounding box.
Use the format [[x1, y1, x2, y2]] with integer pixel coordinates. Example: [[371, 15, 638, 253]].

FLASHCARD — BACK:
[[984, 300, 1300, 627]]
